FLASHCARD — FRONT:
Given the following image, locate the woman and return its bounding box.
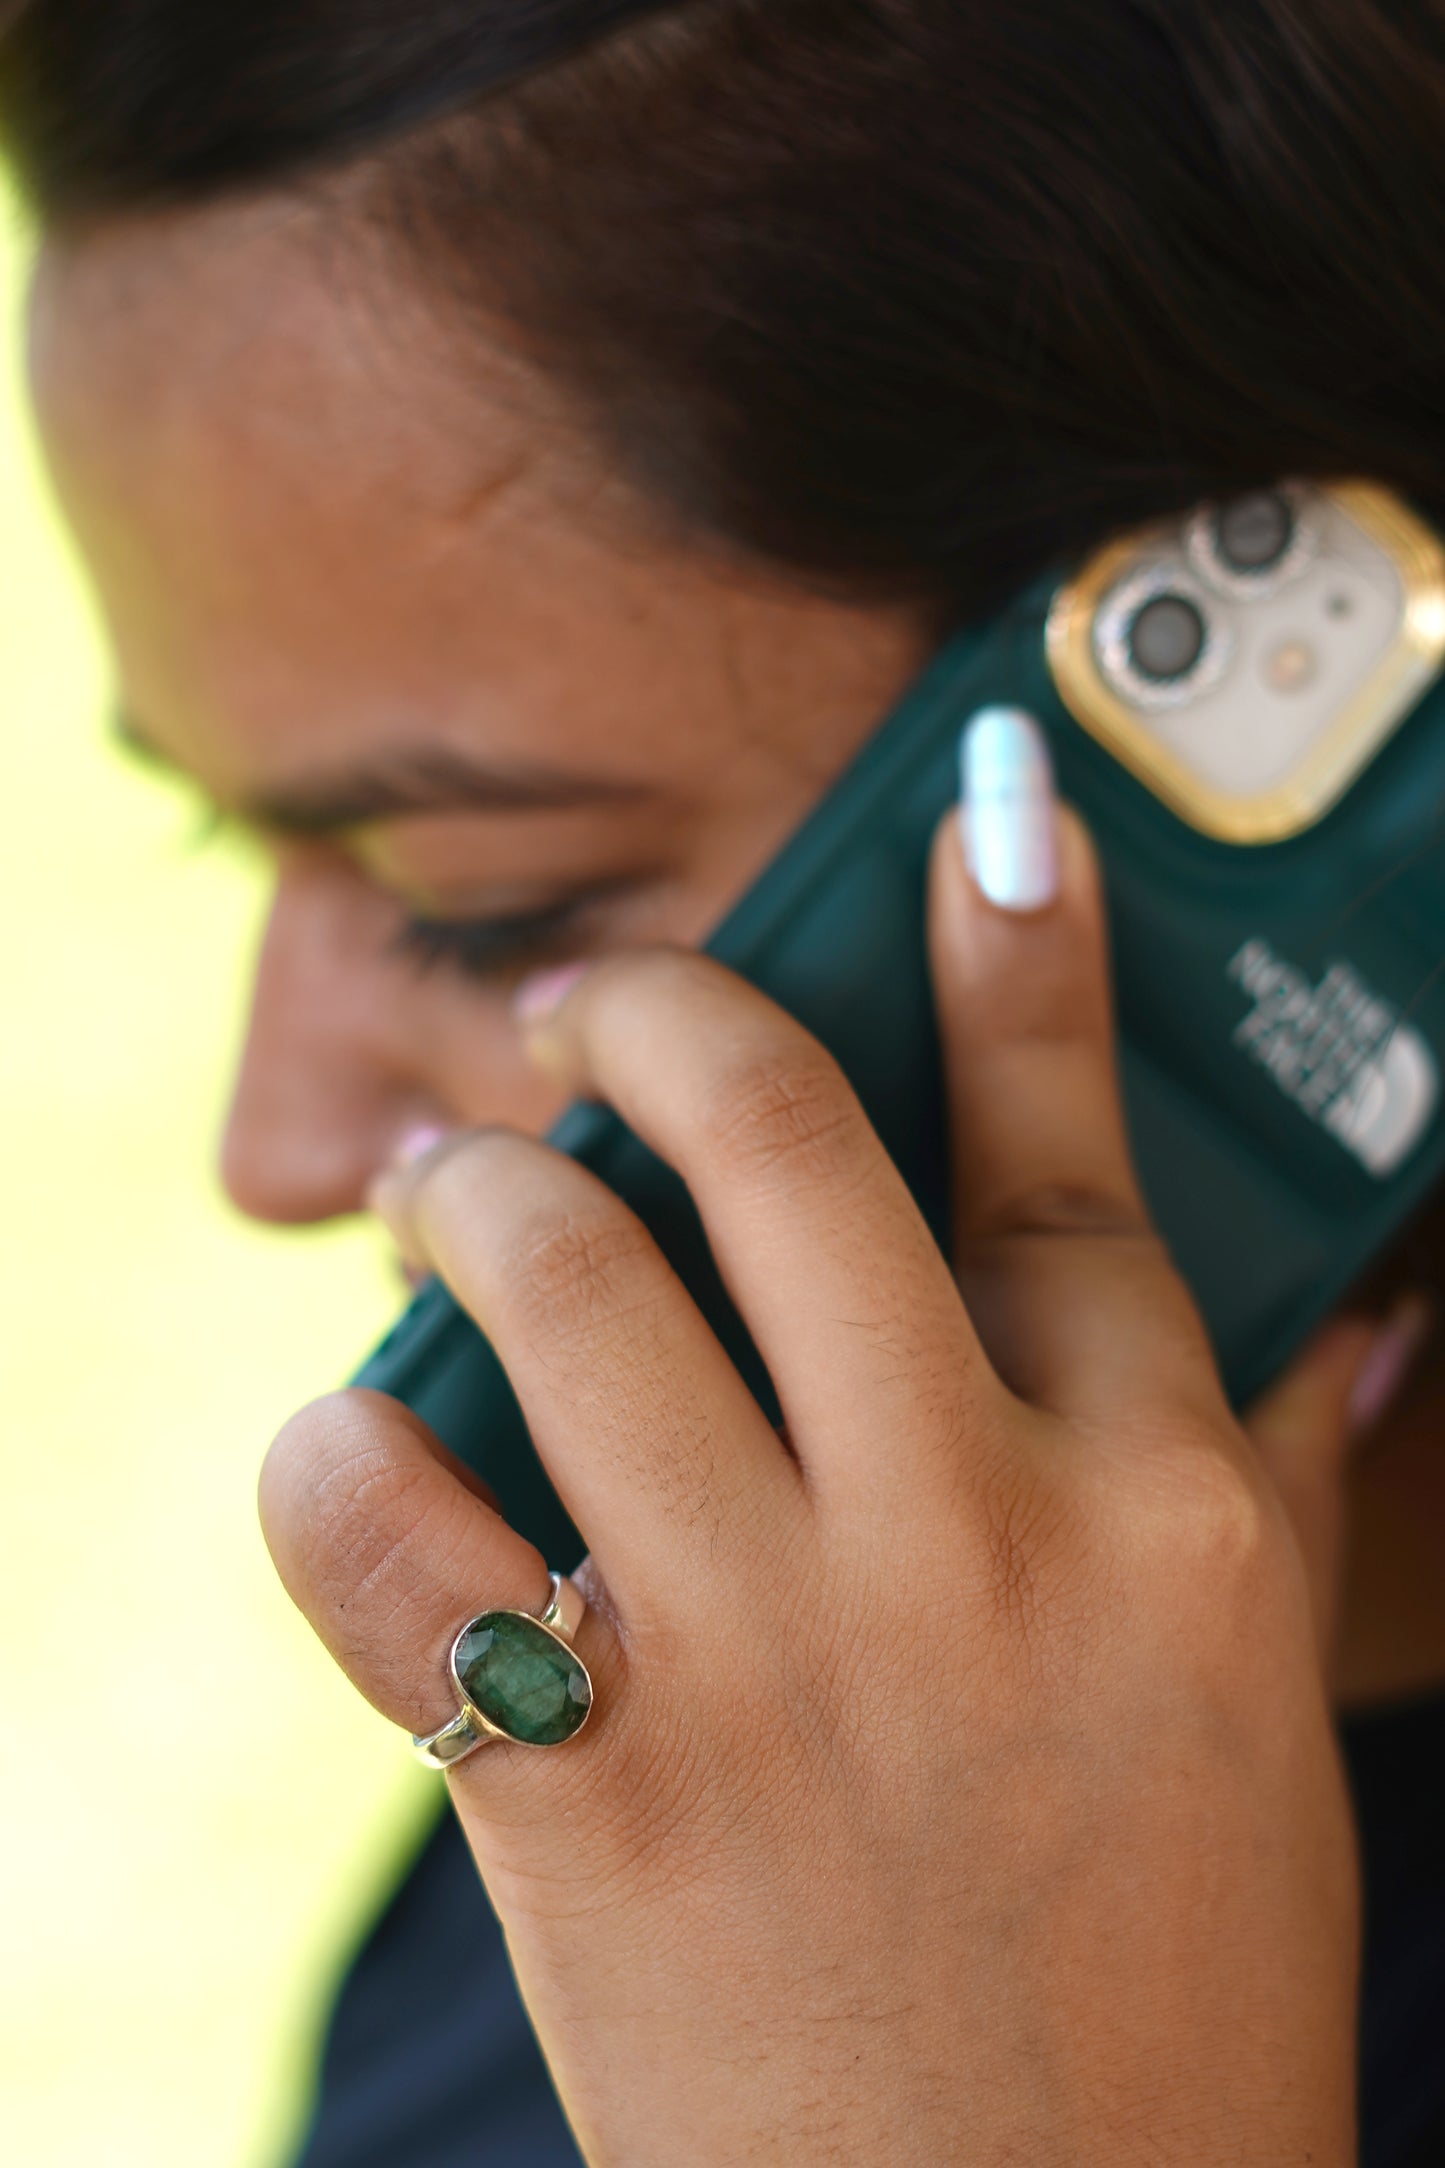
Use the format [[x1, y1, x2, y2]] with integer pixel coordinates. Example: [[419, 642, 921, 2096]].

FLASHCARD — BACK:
[[4, 3, 1444, 2161]]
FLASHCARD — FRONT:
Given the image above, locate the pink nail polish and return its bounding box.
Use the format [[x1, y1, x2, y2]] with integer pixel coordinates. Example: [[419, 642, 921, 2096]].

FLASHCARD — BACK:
[[1348, 1293, 1434, 1435], [390, 1122, 449, 1173], [512, 961, 589, 1028]]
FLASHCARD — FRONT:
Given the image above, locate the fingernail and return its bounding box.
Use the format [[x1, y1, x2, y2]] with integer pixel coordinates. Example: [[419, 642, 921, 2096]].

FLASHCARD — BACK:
[[959, 706, 1060, 912], [371, 1123, 450, 1228], [512, 961, 589, 1029], [389, 1122, 449, 1173], [1348, 1291, 1434, 1436]]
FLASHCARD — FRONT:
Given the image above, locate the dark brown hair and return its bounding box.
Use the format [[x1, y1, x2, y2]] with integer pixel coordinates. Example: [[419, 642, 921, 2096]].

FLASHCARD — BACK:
[[5, 0, 1445, 623]]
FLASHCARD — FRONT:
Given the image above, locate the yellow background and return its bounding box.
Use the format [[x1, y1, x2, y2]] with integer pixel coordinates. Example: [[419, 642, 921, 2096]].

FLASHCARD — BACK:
[[0, 208, 440, 2164]]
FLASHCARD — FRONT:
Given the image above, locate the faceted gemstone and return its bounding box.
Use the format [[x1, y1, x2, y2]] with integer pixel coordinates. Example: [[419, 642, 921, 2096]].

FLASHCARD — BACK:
[[454, 1611, 593, 1747]]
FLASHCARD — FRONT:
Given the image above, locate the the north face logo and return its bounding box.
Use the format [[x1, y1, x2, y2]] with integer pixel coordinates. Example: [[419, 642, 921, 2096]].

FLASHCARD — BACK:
[[1227, 939, 1439, 1178]]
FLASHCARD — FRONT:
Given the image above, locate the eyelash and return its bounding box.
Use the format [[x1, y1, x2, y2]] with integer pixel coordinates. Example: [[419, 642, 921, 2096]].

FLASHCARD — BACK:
[[391, 896, 592, 984]]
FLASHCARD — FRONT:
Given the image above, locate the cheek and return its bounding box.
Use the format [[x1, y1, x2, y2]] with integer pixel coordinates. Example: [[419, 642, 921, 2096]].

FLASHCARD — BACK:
[[411, 987, 576, 1138], [244, 921, 573, 1135]]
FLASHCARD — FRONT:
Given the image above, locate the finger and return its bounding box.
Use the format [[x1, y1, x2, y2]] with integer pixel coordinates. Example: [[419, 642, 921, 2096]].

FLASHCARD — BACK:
[[369, 1131, 800, 1613], [929, 709, 1223, 1427], [258, 1387, 623, 1790], [1245, 1294, 1433, 1655], [510, 948, 1004, 1512]]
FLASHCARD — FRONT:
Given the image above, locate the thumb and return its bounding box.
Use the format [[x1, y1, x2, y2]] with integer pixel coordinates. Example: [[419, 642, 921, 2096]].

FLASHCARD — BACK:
[[1244, 1293, 1432, 1659]]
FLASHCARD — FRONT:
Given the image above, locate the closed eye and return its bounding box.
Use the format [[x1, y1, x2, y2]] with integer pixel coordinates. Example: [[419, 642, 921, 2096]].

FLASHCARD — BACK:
[[144, 755, 638, 986], [391, 887, 625, 984]]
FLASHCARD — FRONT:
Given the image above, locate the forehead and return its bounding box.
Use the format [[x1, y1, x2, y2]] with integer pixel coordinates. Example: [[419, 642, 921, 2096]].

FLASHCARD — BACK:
[[25, 196, 676, 792], [29, 192, 558, 505]]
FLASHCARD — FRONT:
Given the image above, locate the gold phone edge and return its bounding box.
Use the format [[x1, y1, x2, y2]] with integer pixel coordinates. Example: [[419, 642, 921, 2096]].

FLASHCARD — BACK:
[[1044, 480, 1445, 844]]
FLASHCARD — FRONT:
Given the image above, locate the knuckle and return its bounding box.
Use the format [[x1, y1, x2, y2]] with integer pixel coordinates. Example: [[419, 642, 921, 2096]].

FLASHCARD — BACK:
[[1167, 1454, 1276, 1581], [959, 942, 1108, 1045], [1118, 1435, 1282, 1606], [1134, 1447, 1315, 1692], [964, 1178, 1152, 1247], [263, 1394, 466, 1617], [699, 1042, 869, 1189], [503, 1203, 663, 1346], [304, 1444, 440, 1604], [410, 1133, 674, 1355]]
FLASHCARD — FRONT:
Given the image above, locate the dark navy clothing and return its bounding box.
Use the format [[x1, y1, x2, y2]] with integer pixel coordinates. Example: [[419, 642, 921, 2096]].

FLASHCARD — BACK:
[[292, 1694, 1445, 2167], [1349, 1694, 1445, 2167], [292, 1808, 581, 2168]]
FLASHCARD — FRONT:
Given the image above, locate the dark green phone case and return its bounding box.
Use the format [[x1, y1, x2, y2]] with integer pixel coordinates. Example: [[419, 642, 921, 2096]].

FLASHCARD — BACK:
[[352, 574, 1445, 1572]]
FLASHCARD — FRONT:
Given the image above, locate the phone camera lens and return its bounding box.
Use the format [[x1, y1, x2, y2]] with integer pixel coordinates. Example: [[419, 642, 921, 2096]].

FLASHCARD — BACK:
[[1186, 482, 1317, 597], [1094, 564, 1229, 709], [1212, 490, 1295, 576], [1125, 592, 1208, 683]]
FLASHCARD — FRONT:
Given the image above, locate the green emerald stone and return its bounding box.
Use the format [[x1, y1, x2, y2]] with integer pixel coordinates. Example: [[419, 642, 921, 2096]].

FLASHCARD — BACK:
[[454, 1612, 592, 1747]]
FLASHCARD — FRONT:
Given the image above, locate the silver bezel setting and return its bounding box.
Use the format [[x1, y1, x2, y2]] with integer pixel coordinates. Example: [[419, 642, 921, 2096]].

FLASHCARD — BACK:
[[412, 1572, 592, 1767], [1092, 560, 1233, 712]]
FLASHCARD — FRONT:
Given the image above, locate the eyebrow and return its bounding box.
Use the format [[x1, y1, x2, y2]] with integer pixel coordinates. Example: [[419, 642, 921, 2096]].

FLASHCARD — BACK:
[[112, 708, 655, 835]]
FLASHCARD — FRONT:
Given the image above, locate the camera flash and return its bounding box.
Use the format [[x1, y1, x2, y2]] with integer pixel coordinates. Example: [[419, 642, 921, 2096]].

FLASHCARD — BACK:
[[1264, 639, 1316, 691]]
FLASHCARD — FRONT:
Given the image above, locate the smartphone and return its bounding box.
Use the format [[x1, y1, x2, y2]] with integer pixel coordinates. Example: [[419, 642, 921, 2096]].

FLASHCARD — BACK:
[[351, 481, 1445, 1571]]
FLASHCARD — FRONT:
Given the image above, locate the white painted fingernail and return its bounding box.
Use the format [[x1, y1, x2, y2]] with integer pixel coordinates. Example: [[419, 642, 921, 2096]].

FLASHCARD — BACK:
[[959, 706, 1060, 912]]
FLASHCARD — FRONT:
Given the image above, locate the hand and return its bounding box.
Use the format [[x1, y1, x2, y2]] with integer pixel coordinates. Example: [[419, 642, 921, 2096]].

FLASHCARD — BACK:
[[262, 794, 1372, 2167]]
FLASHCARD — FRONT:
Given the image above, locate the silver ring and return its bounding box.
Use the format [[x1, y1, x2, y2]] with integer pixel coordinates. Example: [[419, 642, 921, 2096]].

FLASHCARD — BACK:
[[412, 1573, 593, 1770]]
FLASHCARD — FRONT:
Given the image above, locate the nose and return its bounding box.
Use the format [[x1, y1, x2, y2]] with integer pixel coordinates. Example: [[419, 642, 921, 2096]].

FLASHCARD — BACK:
[[220, 852, 439, 1226]]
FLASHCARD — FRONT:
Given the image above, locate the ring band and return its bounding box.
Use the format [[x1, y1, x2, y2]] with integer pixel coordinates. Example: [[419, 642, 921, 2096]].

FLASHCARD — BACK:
[[412, 1573, 593, 1770]]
